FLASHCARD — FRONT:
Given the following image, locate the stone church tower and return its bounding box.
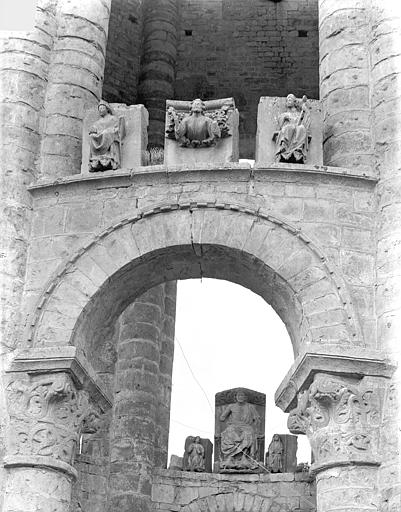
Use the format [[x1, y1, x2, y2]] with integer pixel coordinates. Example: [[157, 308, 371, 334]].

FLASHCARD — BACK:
[[0, 1, 400, 511]]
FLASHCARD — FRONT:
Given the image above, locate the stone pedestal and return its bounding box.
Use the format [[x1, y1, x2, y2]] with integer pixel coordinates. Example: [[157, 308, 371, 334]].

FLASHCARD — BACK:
[[3, 347, 111, 512], [164, 98, 239, 167], [255, 96, 323, 167], [81, 103, 148, 173]]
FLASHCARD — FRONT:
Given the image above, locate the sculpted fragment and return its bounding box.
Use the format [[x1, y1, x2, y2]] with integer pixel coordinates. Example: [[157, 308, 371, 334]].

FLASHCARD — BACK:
[[265, 434, 284, 473], [215, 388, 265, 473], [164, 97, 239, 165], [89, 100, 126, 172], [185, 436, 205, 471], [166, 98, 231, 148], [273, 94, 311, 164], [183, 436, 213, 473]]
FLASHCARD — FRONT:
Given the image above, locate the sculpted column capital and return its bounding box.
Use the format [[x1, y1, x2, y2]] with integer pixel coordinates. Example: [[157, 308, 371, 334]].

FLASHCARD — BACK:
[[4, 347, 112, 479], [287, 373, 382, 474]]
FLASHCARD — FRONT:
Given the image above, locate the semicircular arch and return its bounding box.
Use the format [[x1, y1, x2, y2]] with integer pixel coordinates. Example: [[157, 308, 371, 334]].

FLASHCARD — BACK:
[[179, 491, 285, 512], [27, 202, 362, 360]]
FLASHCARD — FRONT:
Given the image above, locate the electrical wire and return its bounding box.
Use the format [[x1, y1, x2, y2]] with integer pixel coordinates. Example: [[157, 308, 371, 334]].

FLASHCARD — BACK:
[[174, 335, 214, 414]]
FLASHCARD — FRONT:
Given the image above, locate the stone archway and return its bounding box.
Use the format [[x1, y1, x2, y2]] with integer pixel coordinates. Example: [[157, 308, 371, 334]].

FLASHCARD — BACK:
[[19, 200, 364, 512], [27, 201, 361, 360]]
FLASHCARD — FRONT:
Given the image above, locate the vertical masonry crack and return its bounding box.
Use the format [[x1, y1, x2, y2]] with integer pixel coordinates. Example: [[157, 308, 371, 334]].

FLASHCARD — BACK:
[[189, 207, 203, 278]]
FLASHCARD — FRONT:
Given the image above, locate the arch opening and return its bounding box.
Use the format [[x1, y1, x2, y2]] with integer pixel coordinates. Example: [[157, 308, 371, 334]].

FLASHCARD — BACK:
[[73, 243, 305, 370], [168, 278, 312, 466], [31, 206, 359, 371]]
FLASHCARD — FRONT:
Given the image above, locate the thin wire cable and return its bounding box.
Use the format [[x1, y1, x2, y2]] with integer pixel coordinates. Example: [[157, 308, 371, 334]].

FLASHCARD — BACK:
[[174, 335, 214, 414]]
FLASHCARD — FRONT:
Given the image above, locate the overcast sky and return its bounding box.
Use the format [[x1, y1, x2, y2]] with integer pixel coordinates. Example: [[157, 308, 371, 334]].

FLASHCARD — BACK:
[[170, 279, 311, 465]]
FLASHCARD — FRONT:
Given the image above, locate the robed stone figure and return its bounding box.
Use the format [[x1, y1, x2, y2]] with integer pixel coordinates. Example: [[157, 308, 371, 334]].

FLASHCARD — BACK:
[[89, 100, 126, 172], [215, 388, 265, 472]]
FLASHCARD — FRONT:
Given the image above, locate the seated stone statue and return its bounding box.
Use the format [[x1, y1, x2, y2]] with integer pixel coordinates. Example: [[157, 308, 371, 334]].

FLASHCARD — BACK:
[[89, 100, 125, 172], [168, 98, 221, 148], [186, 436, 205, 472], [266, 434, 284, 473], [273, 93, 311, 164], [219, 390, 260, 470]]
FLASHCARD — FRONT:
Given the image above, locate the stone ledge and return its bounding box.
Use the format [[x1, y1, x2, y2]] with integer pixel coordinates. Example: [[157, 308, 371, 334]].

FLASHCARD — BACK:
[[254, 162, 377, 181], [7, 346, 112, 411], [27, 162, 377, 193], [275, 344, 396, 412], [152, 467, 312, 483]]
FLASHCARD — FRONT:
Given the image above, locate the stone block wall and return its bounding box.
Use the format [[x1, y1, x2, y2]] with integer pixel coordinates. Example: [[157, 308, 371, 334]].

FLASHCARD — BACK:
[[151, 469, 316, 512], [25, 165, 376, 353], [103, 0, 144, 104], [101, 0, 319, 156], [175, 0, 319, 157]]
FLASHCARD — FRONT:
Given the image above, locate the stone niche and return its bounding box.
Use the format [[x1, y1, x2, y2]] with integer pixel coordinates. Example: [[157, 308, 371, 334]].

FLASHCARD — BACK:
[[164, 97, 239, 166], [255, 96, 323, 167], [214, 387, 265, 473], [81, 103, 148, 173]]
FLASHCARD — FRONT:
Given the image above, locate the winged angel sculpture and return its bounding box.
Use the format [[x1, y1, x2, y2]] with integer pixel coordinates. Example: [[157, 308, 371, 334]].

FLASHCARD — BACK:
[[166, 98, 231, 148], [273, 94, 311, 164]]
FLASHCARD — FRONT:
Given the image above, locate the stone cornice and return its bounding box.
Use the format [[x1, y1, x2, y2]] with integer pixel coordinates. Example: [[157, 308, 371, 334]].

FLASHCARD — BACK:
[[7, 346, 112, 411], [27, 162, 377, 194], [275, 345, 396, 413]]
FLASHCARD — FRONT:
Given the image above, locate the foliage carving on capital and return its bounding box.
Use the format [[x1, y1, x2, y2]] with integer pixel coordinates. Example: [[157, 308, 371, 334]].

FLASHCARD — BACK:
[[287, 374, 380, 470], [6, 373, 101, 465]]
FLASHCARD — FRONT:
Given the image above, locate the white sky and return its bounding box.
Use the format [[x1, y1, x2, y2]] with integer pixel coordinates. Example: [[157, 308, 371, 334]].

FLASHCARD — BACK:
[[170, 279, 311, 465], [0, 0, 36, 31]]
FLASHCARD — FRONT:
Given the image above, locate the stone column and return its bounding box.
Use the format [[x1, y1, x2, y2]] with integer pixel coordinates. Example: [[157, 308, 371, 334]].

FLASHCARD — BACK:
[[0, 1, 57, 352], [39, 0, 112, 178], [138, 0, 178, 147], [318, 0, 373, 172], [371, 0, 401, 507], [154, 281, 177, 468], [108, 282, 176, 512], [2, 348, 111, 512], [288, 373, 382, 512]]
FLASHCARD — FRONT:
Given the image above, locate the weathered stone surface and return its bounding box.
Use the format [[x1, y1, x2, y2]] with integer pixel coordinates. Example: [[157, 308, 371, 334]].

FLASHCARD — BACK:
[[215, 388, 265, 473], [164, 98, 239, 166], [151, 469, 315, 512], [81, 103, 148, 173], [255, 96, 323, 166], [183, 436, 213, 473], [266, 435, 298, 473], [2, 2, 401, 512]]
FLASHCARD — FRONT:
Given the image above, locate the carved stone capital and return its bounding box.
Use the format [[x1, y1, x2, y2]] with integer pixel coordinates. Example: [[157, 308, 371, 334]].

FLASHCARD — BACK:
[[5, 347, 112, 478], [287, 373, 382, 474]]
